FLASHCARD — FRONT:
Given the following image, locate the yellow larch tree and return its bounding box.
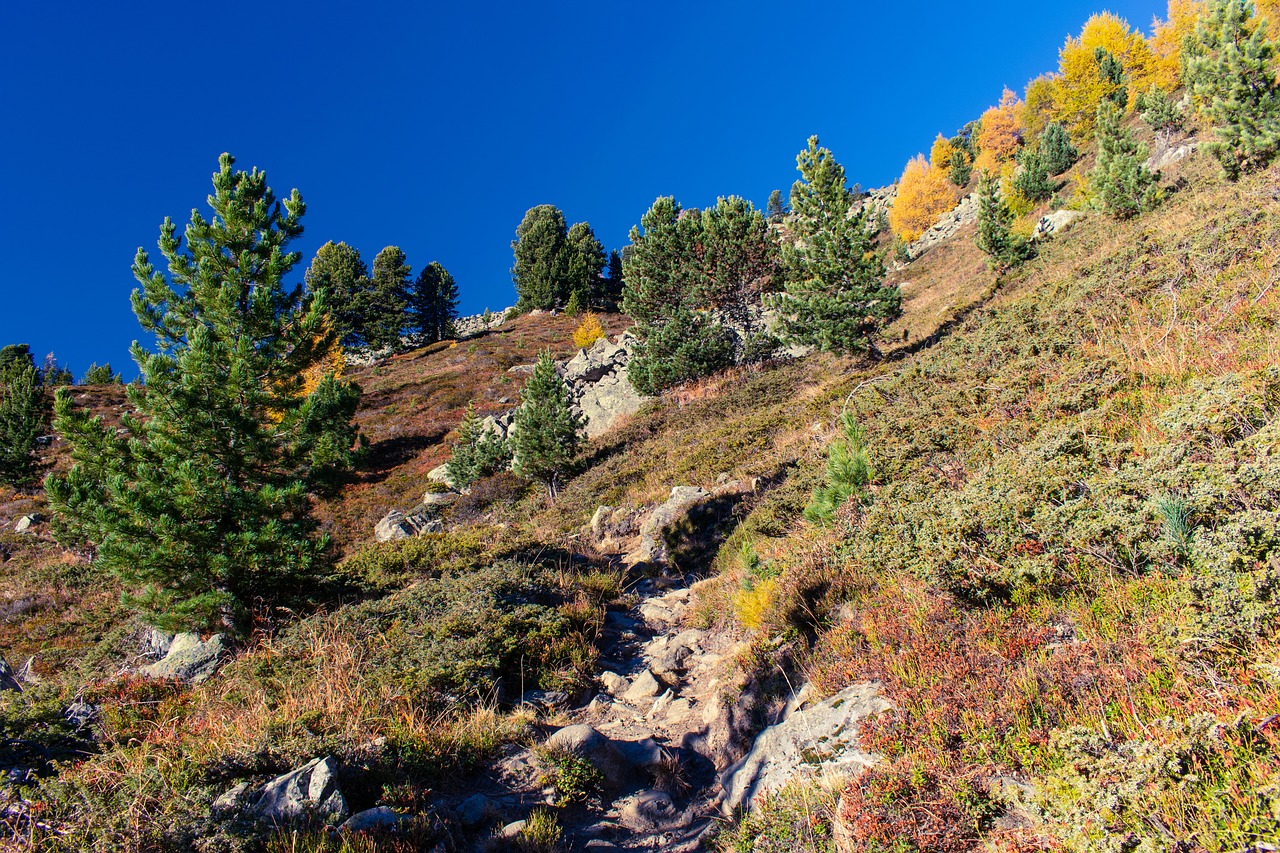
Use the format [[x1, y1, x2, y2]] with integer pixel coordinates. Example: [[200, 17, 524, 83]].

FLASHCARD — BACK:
[[1151, 0, 1207, 89], [889, 155, 958, 243], [974, 88, 1025, 174], [1053, 12, 1158, 138], [1258, 0, 1280, 32], [930, 134, 955, 170], [1023, 74, 1060, 143]]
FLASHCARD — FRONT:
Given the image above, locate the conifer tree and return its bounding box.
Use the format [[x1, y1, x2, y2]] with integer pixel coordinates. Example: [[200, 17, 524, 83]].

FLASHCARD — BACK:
[[772, 136, 900, 355], [975, 171, 1034, 271], [699, 195, 779, 348], [1014, 146, 1054, 203], [603, 250, 624, 303], [1137, 84, 1186, 133], [512, 205, 569, 310], [363, 246, 411, 351], [0, 353, 45, 488], [446, 403, 512, 489], [766, 189, 788, 221], [621, 197, 735, 394], [1184, 0, 1280, 178], [1039, 122, 1080, 175], [82, 363, 122, 385], [46, 153, 361, 632], [1092, 99, 1161, 218], [305, 241, 370, 348], [511, 351, 585, 499], [566, 221, 606, 307], [410, 261, 459, 343]]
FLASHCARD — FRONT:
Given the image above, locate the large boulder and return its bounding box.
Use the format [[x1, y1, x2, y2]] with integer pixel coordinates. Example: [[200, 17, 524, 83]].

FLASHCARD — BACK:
[[1033, 209, 1085, 241], [561, 333, 649, 439], [138, 632, 226, 684], [374, 506, 443, 542], [254, 756, 349, 824], [719, 682, 890, 814], [545, 724, 637, 789], [625, 486, 711, 568]]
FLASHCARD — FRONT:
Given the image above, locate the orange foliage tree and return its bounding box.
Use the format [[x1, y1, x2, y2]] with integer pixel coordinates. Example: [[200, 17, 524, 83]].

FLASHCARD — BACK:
[[1054, 12, 1158, 138], [889, 155, 957, 243], [929, 134, 955, 170], [1151, 0, 1208, 89], [974, 88, 1024, 174]]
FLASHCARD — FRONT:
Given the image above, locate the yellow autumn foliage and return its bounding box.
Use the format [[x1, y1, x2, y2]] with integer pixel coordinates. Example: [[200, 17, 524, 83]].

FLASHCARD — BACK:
[[1054, 12, 1157, 138], [1260, 0, 1280, 31], [1023, 73, 1060, 142], [572, 312, 605, 349], [974, 88, 1024, 174], [1151, 0, 1207, 89], [930, 134, 955, 170], [889, 154, 958, 243]]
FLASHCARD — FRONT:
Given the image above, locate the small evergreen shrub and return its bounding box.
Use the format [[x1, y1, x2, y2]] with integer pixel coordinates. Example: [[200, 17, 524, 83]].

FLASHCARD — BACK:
[[1091, 99, 1161, 219], [805, 413, 873, 525], [1039, 121, 1079, 176], [446, 404, 512, 490]]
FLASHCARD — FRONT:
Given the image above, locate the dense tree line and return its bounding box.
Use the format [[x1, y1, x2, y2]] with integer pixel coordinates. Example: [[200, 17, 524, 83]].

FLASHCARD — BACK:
[[304, 241, 460, 352], [510, 205, 622, 312]]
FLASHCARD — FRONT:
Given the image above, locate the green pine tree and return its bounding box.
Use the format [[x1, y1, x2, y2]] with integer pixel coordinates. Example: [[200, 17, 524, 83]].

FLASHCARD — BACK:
[[410, 261, 459, 343], [1184, 0, 1280, 178], [699, 195, 780, 350], [1096, 47, 1129, 110], [1092, 99, 1161, 219], [1137, 85, 1185, 134], [363, 246, 411, 351], [772, 136, 900, 355], [1014, 146, 1054, 203], [305, 241, 370, 348], [766, 189, 787, 222], [804, 413, 873, 525], [81, 363, 122, 385], [511, 352, 585, 498], [445, 403, 513, 489], [512, 205, 569, 310], [603, 250, 624, 304], [1038, 122, 1080, 176], [0, 351, 46, 488], [566, 221, 606, 306], [45, 153, 361, 632], [974, 170, 1033, 271]]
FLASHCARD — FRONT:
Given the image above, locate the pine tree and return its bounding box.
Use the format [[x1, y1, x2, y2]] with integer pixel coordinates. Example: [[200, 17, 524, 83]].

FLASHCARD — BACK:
[[1184, 0, 1280, 178], [1096, 47, 1130, 110], [0, 352, 45, 488], [699, 195, 779, 343], [1137, 84, 1186, 133], [602, 250, 624, 304], [82, 363, 122, 385], [363, 246, 411, 351], [446, 403, 512, 489], [1014, 146, 1054, 203], [772, 136, 900, 355], [975, 171, 1034, 271], [45, 153, 361, 632], [41, 354, 73, 388], [1092, 99, 1161, 218], [766, 189, 788, 222], [410, 261, 459, 344], [305, 241, 370, 348], [512, 205, 569, 310], [1039, 122, 1080, 175], [511, 352, 585, 499], [621, 197, 735, 394], [949, 148, 974, 186], [566, 221, 606, 307]]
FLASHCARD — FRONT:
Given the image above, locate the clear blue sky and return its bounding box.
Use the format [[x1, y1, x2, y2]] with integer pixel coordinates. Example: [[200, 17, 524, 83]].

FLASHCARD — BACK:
[[0, 0, 1167, 379]]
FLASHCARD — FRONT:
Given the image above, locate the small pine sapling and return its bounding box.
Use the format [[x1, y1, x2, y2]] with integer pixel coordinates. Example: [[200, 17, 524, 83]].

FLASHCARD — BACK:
[[805, 413, 873, 525], [1091, 98, 1161, 218]]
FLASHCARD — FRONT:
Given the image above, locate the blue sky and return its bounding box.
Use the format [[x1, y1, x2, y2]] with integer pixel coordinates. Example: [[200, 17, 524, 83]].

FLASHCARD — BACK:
[[0, 0, 1168, 379]]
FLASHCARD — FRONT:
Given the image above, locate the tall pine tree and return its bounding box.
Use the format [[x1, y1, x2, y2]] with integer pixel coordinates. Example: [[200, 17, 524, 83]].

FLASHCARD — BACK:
[[566, 221, 606, 307], [773, 136, 900, 355], [305, 241, 370, 348], [363, 246, 412, 351], [410, 261, 460, 344], [1184, 0, 1280, 178], [975, 170, 1033, 272], [46, 154, 361, 632], [1092, 99, 1161, 218], [0, 351, 45, 488], [512, 205, 569, 310], [511, 351, 585, 499]]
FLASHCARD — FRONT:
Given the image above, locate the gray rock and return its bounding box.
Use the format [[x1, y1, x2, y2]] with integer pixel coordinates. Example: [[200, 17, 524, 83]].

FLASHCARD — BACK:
[[254, 756, 349, 824], [138, 632, 226, 684], [1033, 209, 1085, 241], [625, 486, 711, 568], [545, 724, 636, 788], [374, 507, 443, 542], [500, 819, 527, 837], [426, 464, 455, 489], [13, 514, 38, 534], [519, 689, 569, 712], [600, 671, 629, 697], [614, 737, 666, 769], [420, 490, 457, 507], [455, 793, 491, 827], [212, 782, 252, 815], [141, 627, 175, 659], [0, 655, 22, 692], [623, 669, 663, 704], [619, 789, 681, 832], [719, 682, 889, 814], [63, 700, 96, 730], [1147, 138, 1197, 171], [341, 805, 411, 833]]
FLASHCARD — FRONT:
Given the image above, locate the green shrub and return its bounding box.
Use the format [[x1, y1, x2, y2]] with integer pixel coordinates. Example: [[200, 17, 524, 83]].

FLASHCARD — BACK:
[[805, 413, 873, 525]]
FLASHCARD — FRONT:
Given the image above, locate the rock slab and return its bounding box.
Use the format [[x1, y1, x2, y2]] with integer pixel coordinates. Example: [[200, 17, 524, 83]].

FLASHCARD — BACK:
[[254, 756, 349, 824], [139, 632, 226, 684]]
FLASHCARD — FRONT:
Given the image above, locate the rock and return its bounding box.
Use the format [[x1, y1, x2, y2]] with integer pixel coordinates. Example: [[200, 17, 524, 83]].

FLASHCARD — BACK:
[[649, 689, 674, 718], [63, 700, 96, 730], [625, 486, 711, 568], [254, 756, 349, 824], [719, 683, 889, 814], [545, 724, 636, 788], [374, 507, 443, 542], [584, 841, 621, 851], [141, 627, 175, 659], [426, 464, 455, 489], [455, 793, 491, 827], [13, 514, 38, 534], [665, 698, 694, 723], [623, 669, 663, 704], [1033, 209, 1085, 241], [341, 805, 411, 833], [1147, 138, 1197, 171], [600, 671, 629, 697], [520, 689, 569, 712], [650, 641, 692, 678], [614, 737, 666, 769], [619, 789, 681, 832], [212, 782, 252, 815], [500, 820, 527, 838], [0, 655, 22, 692], [420, 490, 457, 507], [138, 632, 226, 684], [903, 191, 979, 258]]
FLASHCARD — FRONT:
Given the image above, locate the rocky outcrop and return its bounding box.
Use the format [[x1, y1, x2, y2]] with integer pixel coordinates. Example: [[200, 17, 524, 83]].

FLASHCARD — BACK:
[[138, 632, 226, 684], [453, 307, 514, 339], [561, 333, 649, 438], [624, 486, 711, 569], [1033, 209, 1086, 240], [545, 724, 639, 790], [718, 682, 889, 814], [374, 506, 444, 542], [906, 192, 978, 258], [1147, 137, 1197, 171], [253, 756, 349, 824]]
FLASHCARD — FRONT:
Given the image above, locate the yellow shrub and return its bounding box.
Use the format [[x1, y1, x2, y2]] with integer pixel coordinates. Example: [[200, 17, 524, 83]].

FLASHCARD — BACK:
[[1054, 12, 1157, 138], [1151, 0, 1207, 89], [572, 312, 605, 349], [735, 577, 778, 631], [930, 134, 955, 170], [974, 88, 1025, 174], [889, 154, 958, 243]]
